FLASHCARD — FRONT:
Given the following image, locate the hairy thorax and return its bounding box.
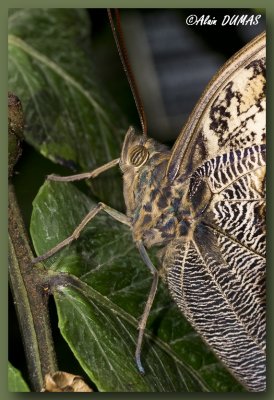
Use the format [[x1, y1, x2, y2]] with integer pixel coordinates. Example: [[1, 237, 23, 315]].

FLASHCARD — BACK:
[[123, 154, 197, 248]]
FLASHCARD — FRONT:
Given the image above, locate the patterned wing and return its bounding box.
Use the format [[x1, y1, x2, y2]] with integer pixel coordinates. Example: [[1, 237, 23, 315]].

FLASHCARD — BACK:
[[164, 32, 266, 391], [167, 32, 266, 182], [166, 231, 265, 392]]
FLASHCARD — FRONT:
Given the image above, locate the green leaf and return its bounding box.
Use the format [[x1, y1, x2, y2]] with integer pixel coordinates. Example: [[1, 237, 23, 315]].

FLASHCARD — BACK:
[[8, 362, 30, 392], [8, 8, 126, 208], [30, 181, 244, 392]]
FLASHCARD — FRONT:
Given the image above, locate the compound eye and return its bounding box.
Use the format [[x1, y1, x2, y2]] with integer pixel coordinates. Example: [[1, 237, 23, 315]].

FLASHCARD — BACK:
[[129, 145, 149, 167]]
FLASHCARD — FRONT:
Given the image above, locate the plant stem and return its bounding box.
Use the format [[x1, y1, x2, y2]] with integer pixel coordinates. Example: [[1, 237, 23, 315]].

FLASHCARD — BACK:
[[8, 182, 57, 391]]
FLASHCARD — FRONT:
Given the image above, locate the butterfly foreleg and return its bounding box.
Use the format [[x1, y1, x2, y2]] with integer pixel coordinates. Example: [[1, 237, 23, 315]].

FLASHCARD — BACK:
[[47, 158, 120, 182], [32, 157, 123, 264], [32, 202, 130, 264]]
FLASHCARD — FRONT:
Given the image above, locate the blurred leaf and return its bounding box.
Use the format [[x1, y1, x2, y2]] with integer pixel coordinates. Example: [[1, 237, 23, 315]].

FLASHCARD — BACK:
[[30, 181, 244, 392], [8, 362, 30, 392], [8, 8, 126, 208]]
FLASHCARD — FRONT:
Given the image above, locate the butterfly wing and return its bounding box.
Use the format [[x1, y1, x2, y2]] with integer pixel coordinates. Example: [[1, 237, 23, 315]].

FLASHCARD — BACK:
[[167, 31, 266, 182], [165, 32, 266, 391]]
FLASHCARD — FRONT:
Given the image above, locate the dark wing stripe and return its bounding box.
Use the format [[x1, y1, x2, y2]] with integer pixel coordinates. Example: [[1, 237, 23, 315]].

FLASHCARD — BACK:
[[189, 144, 265, 256], [189, 144, 265, 195], [201, 224, 265, 336], [212, 199, 265, 255]]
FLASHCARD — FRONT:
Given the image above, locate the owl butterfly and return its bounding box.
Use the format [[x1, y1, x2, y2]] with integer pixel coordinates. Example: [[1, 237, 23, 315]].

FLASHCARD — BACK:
[[34, 11, 266, 392]]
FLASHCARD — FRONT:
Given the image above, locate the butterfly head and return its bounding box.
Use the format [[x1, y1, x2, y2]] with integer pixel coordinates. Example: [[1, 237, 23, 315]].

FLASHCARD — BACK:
[[119, 126, 170, 218], [119, 126, 149, 172]]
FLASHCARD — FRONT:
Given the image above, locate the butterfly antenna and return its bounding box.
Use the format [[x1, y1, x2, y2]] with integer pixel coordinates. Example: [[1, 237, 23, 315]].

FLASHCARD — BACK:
[[108, 9, 148, 137]]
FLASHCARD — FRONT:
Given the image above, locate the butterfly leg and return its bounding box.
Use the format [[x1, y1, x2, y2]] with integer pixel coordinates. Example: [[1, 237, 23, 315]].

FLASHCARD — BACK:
[[47, 158, 120, 182], [135, 240, 159, 374], [32, 202, 130, 264], [32, 157, 123, 264]]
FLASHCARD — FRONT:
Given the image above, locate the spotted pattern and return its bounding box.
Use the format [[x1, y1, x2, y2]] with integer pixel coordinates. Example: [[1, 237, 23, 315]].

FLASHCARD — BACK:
[[190, 53, 266, 176]]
